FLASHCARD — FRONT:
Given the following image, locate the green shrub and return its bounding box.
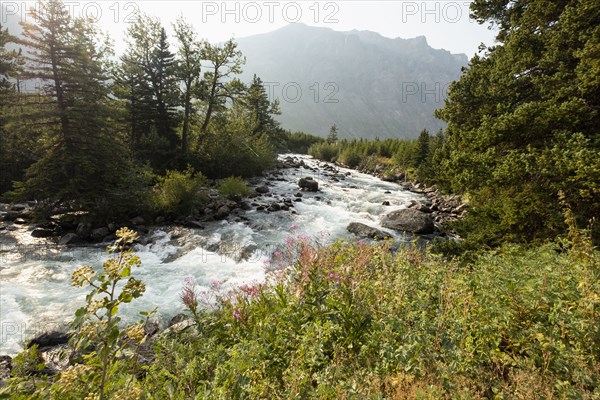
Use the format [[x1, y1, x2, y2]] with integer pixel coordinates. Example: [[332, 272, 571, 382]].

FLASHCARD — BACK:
[[279, 131, 324, 153], [150, 167, 207, 217], [144, 236, 599, 399], [218, 176, 252, 199], [337, 148, 362, 168], [4, 231, 598, 399], [198, 131, 276, 179], [308, 142, 339, 161], [3, 228, 150, 400]]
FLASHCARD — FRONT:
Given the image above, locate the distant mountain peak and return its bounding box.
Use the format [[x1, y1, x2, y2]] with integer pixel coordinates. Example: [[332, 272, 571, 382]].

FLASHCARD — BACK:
[[237, 24, 467, 139]]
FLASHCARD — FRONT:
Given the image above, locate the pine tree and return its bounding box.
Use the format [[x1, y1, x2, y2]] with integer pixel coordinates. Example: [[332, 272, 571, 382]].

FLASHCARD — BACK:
[[11, 0, 138, 217], [116, 14, 180, 169], [241, 74, 281, 135], [327, 124, 338, 143], [173, 17, 203, 155], [436, 0, 600, 244], [414, 129, 430, 166]]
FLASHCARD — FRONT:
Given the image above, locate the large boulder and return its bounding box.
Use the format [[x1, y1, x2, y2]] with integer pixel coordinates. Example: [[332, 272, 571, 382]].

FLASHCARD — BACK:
[[347, 222, 392, 241], [215, 205, 231, 219], [381, 208, 435, 234], [255, 185, 270, 194], [90, 227, 110, 241], [298, 177, 318, 191], [31, 228, 55, 238], [58, 233, 79, 245], [27, 331, 71, 349]]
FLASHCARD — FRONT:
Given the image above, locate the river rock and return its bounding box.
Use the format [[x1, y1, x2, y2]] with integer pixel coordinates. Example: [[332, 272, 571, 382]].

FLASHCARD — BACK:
[[11, 203, 28, 212], [268, 203, 281, 212], [185, 220, 205, 229], [298, 177, 318, 191], [27, 331, 71, 349], [239, 201, 253, 211], [130, 216, 145, 225], [31, 228, 55, 238], [255, 185, 270, 194], [59, 233, 79, 245], [381, 208, 435, 234], [347, 222, 392, 241], [215, 205, 230, 219], [90, 227, 110, 241]]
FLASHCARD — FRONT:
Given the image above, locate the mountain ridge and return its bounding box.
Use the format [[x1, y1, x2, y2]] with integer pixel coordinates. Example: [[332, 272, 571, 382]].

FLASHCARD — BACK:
[[236, 23, 468, 139]]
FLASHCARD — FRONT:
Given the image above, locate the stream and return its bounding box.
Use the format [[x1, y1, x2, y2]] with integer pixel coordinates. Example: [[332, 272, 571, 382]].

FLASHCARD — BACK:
[[0, 154, 425, 355]]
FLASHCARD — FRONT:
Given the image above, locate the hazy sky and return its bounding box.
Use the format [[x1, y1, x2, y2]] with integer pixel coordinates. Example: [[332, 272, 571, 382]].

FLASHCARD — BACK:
[[2, 1, 498, 56]]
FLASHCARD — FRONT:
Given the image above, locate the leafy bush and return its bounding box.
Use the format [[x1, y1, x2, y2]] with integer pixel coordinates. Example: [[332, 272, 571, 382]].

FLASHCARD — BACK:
[[218, 176, 252, 199], [4, 228, 151, 399], [150, 167, 207, 217], [145, 236, 599, 399], [279, 131, 324, 154], [198, 130, 276, 179], [308, 141, 339, 161], [4, 231, 598, 399], [337, 148, 362, 168]]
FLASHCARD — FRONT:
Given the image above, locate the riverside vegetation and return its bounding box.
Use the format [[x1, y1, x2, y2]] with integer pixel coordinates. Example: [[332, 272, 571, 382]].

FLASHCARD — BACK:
[[2, 219, 598, 399], [1, 0, 599, 398]]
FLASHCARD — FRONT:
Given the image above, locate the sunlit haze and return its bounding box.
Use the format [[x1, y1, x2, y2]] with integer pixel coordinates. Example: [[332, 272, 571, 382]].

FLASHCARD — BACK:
[[2, 1, 498, 56]]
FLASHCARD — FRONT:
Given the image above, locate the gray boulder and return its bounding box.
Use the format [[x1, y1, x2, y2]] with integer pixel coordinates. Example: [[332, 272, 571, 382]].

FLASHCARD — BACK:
[[130, 216, 145, 225], [90, 227, 110, 241], [215, 205, 230, 219], [347, 222, 392, 241], [298, 177, 318, 191], [381, 208, 435, 234], [59, 233, 79, 245], [31, 228, 55, 238]]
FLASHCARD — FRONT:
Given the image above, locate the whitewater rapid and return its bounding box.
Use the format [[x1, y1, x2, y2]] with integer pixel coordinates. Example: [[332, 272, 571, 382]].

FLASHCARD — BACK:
[[0, 154, 424, 355]]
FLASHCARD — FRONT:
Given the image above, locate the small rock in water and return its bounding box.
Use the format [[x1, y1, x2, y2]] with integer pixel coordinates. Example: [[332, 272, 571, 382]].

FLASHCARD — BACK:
[[11, 203, 28, 212], [91, 227, 110, 241], [382, 201, 391, 206], [31, 228, 55, 238], [298, 177, 318, 191], [215, 205, 231, 219], [347, 222, 392, 241], [255, 185, 270, 194], [59, 233, 79, 245], [185, 220, 205, 229], [130, 216, 145, 225], [268, 203, 281, 212], [27, 331, 71, 349]]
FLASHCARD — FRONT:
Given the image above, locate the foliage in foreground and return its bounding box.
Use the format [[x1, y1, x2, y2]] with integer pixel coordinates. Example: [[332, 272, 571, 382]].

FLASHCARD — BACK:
[[5, 231, 599, 399]]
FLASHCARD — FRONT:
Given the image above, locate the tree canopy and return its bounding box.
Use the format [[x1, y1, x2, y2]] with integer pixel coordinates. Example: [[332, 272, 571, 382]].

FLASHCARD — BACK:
[[436, 0, 600, 245]]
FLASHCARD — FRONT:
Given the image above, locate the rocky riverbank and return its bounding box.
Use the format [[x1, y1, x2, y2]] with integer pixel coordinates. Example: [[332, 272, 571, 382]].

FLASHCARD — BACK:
[[0, 154, 469, 383], [350, 162, 468, 230], [0, 155, 466, 251]]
